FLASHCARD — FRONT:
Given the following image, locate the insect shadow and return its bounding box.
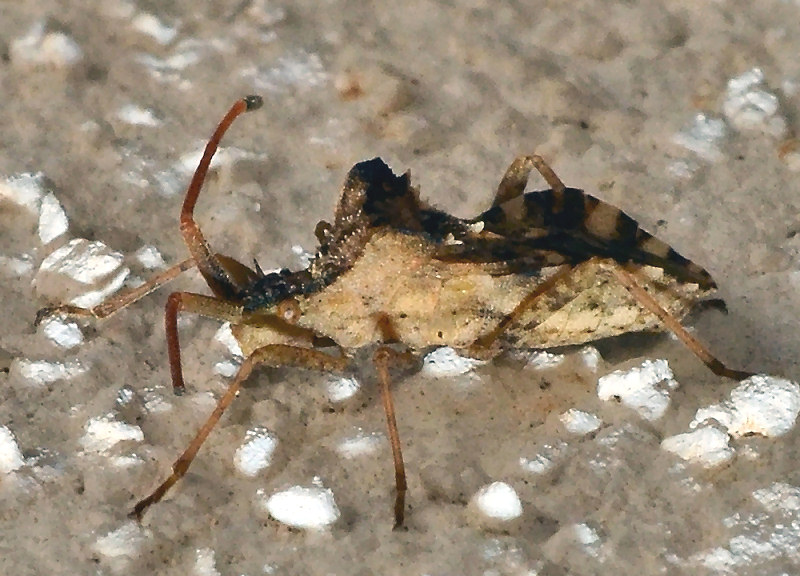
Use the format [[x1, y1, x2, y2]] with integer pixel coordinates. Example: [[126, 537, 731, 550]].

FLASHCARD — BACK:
[[36, 95, 752, 529]]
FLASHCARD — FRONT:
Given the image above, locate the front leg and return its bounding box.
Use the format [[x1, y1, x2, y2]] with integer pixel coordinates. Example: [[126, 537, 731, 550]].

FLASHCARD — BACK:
[[130, 343, 348, 520], [163, 291, 247, 394]]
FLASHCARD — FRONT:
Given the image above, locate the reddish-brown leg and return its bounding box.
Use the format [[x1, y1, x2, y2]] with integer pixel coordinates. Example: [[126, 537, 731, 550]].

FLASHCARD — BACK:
[[130, 343, 348, 520], [610, 264, 753, 380], [373, 345, 416, 529], [490, 156, 749, 378], [37, 96, 266, 325], [36, 97, 265, 334], [34, 258, 195, 326], [467, 263, 576, 356], [371, 314, 418, 528], [163, 292, 248, 394], [471, 155, 584, 354]]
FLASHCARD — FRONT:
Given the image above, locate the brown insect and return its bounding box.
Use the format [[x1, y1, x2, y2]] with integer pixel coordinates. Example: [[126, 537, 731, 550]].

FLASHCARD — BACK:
[[36, 95, 752, 529]]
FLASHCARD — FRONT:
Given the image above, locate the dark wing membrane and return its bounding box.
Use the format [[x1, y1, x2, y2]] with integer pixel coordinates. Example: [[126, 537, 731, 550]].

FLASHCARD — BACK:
[[464, 187, 716, 289]]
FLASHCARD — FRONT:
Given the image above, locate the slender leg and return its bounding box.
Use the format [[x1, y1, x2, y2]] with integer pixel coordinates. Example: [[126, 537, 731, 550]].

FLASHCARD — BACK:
[[467, 258, 616, 358], [130, 343, 348, 520], [371, 313, 418, 528], [373, 345, 416, 529], [467, 258, 751, 380], [34, 258, 195, 326], [467, 261, 595, 356], [493, 154, 565, 206], [164, 292, 247, 394], [610, 264, 753, 380]]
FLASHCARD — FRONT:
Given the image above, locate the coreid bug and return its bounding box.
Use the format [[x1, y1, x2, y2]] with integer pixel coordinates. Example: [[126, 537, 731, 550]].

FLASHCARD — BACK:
[[36, 95, 751, 528]]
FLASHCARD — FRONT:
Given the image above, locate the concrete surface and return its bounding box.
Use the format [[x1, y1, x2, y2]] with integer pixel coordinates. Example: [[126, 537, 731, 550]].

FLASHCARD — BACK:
[[2, 1, 800, 575]]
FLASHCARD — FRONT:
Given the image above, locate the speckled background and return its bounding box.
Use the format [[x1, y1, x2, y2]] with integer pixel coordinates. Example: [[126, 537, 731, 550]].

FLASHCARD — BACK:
[[2, 1, 800, 575]]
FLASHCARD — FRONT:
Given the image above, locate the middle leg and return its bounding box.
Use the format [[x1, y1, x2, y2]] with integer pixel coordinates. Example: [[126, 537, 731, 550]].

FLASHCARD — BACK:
[[373, 345, 416, 529], [372, 313, 417, 528]]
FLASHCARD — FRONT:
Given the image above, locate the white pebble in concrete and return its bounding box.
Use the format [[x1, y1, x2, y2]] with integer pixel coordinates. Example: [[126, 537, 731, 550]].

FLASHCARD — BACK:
[[93, 522, 149, 560], [525, 350, 565, 370], [38, 238, 124, 285], [291, 244, 314, 268], [194, 547, 221, 576], [519, 441, 569, 475], [752, 482, 800, 516], [597, 359, 677, 421], [422, 346, 486, 377], [0, 254, 35, 277], [691, 375, 800, 438], [37, 192, 69, 245], [0, 426, 24, 474], [723, 68, 787, 138], [213, 359, 240, 378], [132, 13, 178, 45], [335, 430, 384, 459], [35, 238, 130, 308], [233, 427, 277, 477], [244, 51, 328, 93], [117, 104, 162, 127], [79, 415, 144, 454], [214, 322, 243, 358], [573, 523, 604, 558], [326, 375, 361, 402], [134, 244, 166, 269], [40, 317, 83, 349], [579, 347, 602, 372], [661, 426, 734, 468], [560, 409, 602, 435], [472, 482, 523, 523], [261, 485, 340, 530], [0, 172, 45, 213], [672, 113, 727, 162], [11, 358, 86, 387], [11, 21, 83, 68]]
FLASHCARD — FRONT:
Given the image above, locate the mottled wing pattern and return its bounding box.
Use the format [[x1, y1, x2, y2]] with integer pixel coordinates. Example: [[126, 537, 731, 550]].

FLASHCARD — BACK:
[[444, 185, 716, 289]]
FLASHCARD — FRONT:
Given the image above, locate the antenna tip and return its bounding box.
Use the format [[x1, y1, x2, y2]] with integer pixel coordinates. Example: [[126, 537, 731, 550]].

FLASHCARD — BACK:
[[244, 95, 263, 111]]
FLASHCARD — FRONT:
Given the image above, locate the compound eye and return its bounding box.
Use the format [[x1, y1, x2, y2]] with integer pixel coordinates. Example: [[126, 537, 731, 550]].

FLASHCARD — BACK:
[[277, 298, 302, 324], [315, 220, 332, 244]]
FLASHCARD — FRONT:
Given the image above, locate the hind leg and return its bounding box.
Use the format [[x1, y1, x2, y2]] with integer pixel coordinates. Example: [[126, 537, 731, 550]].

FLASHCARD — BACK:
[[609, 264, 753, 380], [492, 154, 565, 206]]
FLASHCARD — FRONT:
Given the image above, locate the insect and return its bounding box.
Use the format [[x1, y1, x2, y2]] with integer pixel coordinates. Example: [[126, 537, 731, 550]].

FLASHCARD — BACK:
[[36, 95, 752, 529]]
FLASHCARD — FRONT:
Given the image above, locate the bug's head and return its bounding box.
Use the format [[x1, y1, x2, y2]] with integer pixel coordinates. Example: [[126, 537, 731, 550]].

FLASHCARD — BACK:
[[241, 268, 315, 312]]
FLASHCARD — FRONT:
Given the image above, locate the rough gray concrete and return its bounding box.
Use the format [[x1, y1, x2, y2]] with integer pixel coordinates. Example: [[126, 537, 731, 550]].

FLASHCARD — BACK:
[[2, 1, 800, 575]]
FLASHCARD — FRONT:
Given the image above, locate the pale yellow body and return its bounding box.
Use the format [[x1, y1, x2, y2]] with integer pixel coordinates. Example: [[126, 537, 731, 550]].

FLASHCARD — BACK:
[[233, 230, 710, 357]]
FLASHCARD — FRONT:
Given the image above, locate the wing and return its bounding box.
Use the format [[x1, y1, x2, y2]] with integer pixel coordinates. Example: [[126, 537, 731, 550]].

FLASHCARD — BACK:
[[434, 186, 716, 289]]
